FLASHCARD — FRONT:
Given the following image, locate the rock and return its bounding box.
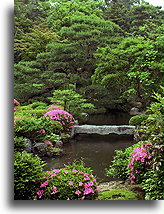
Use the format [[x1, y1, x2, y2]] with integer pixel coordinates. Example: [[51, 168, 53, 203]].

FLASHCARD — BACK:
[[55, 141, 63, 148], [73, 125, 135, 135], [130, 107, 141, 116], [81, 112, 89, 117], [24, 138, 32, 152], [33, 143, 47, 154]]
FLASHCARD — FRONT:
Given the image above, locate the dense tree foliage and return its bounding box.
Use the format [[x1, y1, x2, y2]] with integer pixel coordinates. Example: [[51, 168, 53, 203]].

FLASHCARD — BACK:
[[14, 0, 163, 113]]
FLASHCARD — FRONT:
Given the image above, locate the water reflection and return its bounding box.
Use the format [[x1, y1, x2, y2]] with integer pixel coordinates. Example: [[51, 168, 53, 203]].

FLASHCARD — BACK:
[[85, 112, 131, 125], [44, 134, 133, 182]]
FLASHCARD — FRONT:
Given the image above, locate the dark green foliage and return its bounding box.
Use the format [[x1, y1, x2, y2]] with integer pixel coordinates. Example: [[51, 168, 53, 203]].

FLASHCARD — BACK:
[[14, 112, 63, 143], [143, 169, 164, 200], [129, 114, 148, 126], [99, 189, 137, 200], [14, 151, 46, 200], [49, 89, 95, 118], [14, 136, 26, 152], [28, 102, 47, 109]]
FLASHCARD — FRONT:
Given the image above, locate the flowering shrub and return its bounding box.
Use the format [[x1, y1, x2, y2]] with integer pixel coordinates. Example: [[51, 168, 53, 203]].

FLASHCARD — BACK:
[[128, 144, 152, 184], [36, 161, 99, 200], [44, 106, 75, 133], [105, 141, 144, 181]]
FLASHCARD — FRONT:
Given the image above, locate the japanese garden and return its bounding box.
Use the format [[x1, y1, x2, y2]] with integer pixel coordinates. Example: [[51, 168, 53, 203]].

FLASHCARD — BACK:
[[14, 0, 163, 200]]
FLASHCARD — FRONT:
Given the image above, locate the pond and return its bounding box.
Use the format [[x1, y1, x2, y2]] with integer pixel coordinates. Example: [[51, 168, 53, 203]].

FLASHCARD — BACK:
[[44, 134, 133, 182], [84, 111, 131, 125], [44, 112, 133, 182]]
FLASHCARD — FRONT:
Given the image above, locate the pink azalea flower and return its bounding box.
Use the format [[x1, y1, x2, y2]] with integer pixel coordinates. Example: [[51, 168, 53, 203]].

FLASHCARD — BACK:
[[83, 173, 88, 177], [75, 190, 81, 196], [44, 140, 53, 147], [53, 186, 57, 192], [53, 169, 60, 173], [14, 99, 20, 106], [40, 181, 49, 188], [78, 182, 83, 186], [72, 169, 78, 173], [69, 181, 73, 185], [88, 182, 94, 186], [51, 173, 56, 177], [64, 170, 69, 174], [96, 187, 100, 192], [84, 177, 90, 181], [37, 190, 44, 198], [36, 129, 46, 134]]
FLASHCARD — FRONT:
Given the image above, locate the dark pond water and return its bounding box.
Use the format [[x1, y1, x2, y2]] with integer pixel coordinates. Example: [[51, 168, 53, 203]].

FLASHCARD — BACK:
[[44, 112, 133, 182], [44, 134, 133, 182], [85, 112, 131, 125]]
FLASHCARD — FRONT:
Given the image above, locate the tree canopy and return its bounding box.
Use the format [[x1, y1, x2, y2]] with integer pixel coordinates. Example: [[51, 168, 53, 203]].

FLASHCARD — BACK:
[[14, 0, 163, 113]]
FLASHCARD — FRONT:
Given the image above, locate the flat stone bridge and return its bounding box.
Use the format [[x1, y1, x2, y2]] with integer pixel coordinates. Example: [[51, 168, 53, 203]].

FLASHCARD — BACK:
[[71, 125, 136, 136]]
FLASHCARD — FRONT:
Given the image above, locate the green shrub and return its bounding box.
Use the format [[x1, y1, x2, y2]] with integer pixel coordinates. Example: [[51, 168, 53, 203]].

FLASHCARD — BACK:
[[99, 189, 137, 200], [28, 102, 47, 109], [129, 114, 148, 126], [36, 160, 99, 200], [14, 151, 46, 200], [143, 170, 164, 200], [14, 136, 26, 152], [14, 116, 63, 142], [142, 144, 164, 200]]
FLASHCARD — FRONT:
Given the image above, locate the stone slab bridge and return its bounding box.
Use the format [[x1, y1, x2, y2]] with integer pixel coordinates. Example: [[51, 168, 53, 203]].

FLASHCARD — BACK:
[[71, 125, 136, 136]]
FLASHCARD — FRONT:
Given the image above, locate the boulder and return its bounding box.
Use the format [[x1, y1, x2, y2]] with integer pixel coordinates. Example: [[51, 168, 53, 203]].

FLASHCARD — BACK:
[[24, 138, 32, 152], [130, 107, 141, 116]]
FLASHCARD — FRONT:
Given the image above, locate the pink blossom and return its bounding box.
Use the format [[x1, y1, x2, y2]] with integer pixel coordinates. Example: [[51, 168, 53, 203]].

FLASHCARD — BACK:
[[72, 169, 78, 173], [81, 196, 85, 200], [14, 99, 20, 106], [37, 190, 44, 198], [83, 173, 88, 177], [85, 177, 90, 181], [93, 179, 97, 182], [69, 181, 73, 185], [53, 169, 60, 173], [51, 173, 56, 177], [79, 171, 83, 174], [44, 140, 53, 147], [78, 182, 83, 186], [40, 181, 49, 188], [96, 187, 100, 192], [51, 186, 57, 195], [64, 170, 69, 174], [88, 182, 94, 186], [36, 129, 46, 134], [84, 187, 94, 195], [75, 190, 81, 196]]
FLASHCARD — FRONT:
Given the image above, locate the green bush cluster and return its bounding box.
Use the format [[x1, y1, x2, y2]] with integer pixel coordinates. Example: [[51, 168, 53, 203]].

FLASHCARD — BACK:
[[129, 114, 148, 126], [14, 152, 46, 200], [14, 136, 26, 152], [99, 189, 137, 200]]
